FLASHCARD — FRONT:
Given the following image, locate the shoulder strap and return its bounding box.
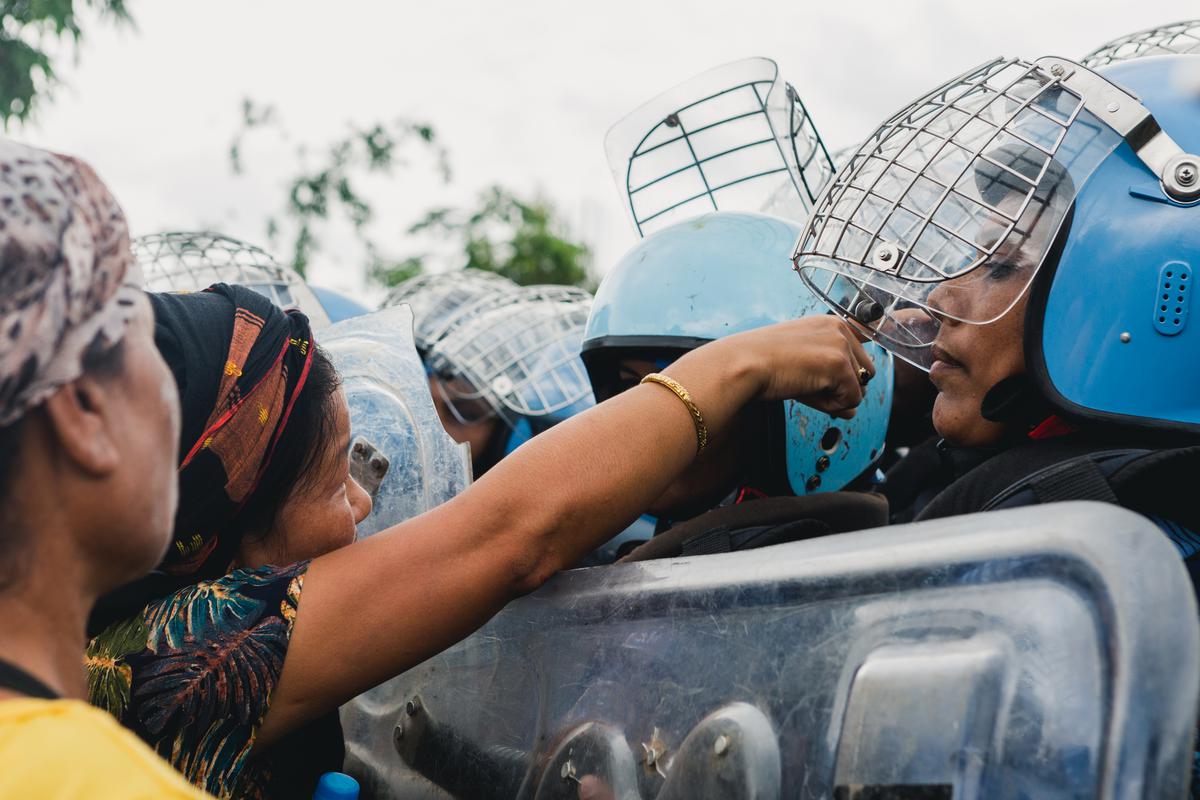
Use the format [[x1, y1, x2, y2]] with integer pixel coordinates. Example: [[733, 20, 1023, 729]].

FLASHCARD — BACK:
[[0, 658, 59, 700], [917, 438, 1131, 521], [982, 445, 1200, 533], [621, 492, 889, 562], [981, 449, 1142, 511]]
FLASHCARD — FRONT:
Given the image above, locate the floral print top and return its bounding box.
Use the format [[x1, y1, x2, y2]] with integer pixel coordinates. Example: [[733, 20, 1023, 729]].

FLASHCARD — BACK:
[[86, 562, 309, 799]]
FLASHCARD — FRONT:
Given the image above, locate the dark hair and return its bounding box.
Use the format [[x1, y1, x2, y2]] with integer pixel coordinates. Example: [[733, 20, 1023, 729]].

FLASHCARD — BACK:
[[0, 334, 125, 588], [234, 344, 343, 539]]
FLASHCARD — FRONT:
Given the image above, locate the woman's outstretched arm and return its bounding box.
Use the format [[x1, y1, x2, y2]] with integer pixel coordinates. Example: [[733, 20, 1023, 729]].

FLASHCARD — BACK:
[[257, 316, 872, 747]]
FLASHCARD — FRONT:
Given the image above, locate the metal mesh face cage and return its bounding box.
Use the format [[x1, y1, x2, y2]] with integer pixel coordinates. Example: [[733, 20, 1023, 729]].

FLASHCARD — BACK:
[[1081, 20, 1200, 68], [420, 283, 591, 355], [605, 57, 834, 236], [427, 294, 594, 427], [793, 57, 1122, 368], [134, 231, 331, 327], [382, 269, 520, 351]]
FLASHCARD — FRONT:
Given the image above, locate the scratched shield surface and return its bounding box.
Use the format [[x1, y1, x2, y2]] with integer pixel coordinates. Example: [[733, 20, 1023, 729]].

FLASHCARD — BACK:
[[346, 503, 1200, 800]]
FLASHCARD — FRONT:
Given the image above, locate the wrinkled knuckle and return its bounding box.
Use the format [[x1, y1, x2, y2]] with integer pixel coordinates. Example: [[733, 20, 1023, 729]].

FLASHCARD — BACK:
[[821, 349, 845, 371]]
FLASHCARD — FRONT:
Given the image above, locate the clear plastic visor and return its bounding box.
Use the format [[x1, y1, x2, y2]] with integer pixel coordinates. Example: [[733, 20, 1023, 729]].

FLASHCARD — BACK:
[[604, 57, 832, 236], [430, 373, 497, 426], [429, 300, 593, 428], [792, 58, 1124, 369]]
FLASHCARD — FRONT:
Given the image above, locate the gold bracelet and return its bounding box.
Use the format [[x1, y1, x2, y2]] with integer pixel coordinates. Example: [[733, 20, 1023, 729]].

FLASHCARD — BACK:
[[640, 372, 708, 454]]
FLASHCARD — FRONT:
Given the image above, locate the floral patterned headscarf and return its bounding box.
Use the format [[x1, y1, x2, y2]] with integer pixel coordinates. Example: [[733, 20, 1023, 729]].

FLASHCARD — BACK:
[[0, 138, 142, 426], [89, 283, 317, 635], [152, 283, 315, 580]]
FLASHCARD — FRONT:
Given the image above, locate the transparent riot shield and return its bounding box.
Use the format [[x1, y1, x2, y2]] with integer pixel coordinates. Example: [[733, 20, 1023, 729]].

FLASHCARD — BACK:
[[133, 231, 333, 328], [320, 305, 473, 788], [348, 503, 1199, 799], [604, 57, 835, 236]]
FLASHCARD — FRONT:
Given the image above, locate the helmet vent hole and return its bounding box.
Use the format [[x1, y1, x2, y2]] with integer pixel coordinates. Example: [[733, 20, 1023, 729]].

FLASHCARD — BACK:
[[820, 427, 842, 453], [1154, 262, 1191, 337]]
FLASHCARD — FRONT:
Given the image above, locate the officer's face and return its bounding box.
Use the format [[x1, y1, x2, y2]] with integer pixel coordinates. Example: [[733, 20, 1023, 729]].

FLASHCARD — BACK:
[[925, 244, 1034, 447], [428, 375, 500, 466], [920, 163, 1071, 447]]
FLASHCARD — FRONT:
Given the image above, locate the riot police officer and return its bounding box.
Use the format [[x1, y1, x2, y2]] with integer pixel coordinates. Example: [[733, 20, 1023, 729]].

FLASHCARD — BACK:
[[582, 211, 896, 557]]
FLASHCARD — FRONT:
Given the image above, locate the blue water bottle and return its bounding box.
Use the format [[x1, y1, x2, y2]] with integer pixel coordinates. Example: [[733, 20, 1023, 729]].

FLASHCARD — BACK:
[[313, 771, 360, 800]]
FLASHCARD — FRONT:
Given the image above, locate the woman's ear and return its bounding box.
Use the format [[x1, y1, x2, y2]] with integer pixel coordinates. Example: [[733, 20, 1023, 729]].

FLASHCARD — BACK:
[[40, 375, 121, 477]]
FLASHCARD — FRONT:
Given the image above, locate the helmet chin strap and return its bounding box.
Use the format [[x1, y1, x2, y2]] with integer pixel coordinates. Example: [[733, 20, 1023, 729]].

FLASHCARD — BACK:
[[932, 376, 1052, 481], [981, 374, 1057, 434]]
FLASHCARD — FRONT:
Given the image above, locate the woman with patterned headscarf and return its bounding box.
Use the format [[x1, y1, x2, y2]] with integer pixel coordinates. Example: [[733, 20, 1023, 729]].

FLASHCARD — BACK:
[[87, 282, 369, 798], [85, 179, 875, 799], [0, 138, 209, 798]]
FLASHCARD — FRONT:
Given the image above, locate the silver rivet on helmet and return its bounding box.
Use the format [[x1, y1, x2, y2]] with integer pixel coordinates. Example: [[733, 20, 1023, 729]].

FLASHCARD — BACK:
[[1163, 155, 1200, 201], [872, 243, 900, 270]]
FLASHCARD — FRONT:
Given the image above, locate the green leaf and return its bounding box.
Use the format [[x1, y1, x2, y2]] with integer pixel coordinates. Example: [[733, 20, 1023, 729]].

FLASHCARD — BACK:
[[1, 1, 133, 126], [226, 104, 589, 290], [142, 573, 275, 653], [0, 33, 53, 126], [291, 223, 314, 277], [137, 618, 290, 795], [370, 255, 424, 288], [85, 615, 149, 719]]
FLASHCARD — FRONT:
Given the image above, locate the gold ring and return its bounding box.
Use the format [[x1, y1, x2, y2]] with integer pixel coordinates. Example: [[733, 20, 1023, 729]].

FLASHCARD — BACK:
[[857, 367, 870, 386]]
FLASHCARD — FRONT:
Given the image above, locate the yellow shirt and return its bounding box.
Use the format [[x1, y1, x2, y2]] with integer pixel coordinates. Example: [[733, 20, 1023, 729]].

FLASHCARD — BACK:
[[0, 698, 211, 799]]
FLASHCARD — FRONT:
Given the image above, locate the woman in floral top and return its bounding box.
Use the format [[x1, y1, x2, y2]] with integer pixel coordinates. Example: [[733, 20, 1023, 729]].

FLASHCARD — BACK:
[[88, 284, 368, 798], [86, 275, 872, 796], [88, 564, 308, 797]]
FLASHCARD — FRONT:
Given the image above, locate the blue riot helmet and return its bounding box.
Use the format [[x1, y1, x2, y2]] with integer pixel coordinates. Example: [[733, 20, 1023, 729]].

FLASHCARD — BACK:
[[1082, 20, 1200, 68], [310, 285, 371, 323], [429, 286, 656, 561], [794, 55, 1200, 435], [134, 231, 332, 328], [583, 211, 894, 497], [382, 268, 520, 357], [427, 286, 596, 469]]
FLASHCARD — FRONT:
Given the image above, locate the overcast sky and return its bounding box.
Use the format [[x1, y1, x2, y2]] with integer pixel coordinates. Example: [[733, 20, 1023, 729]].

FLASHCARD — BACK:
[[17, 1, 1197, 300]]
